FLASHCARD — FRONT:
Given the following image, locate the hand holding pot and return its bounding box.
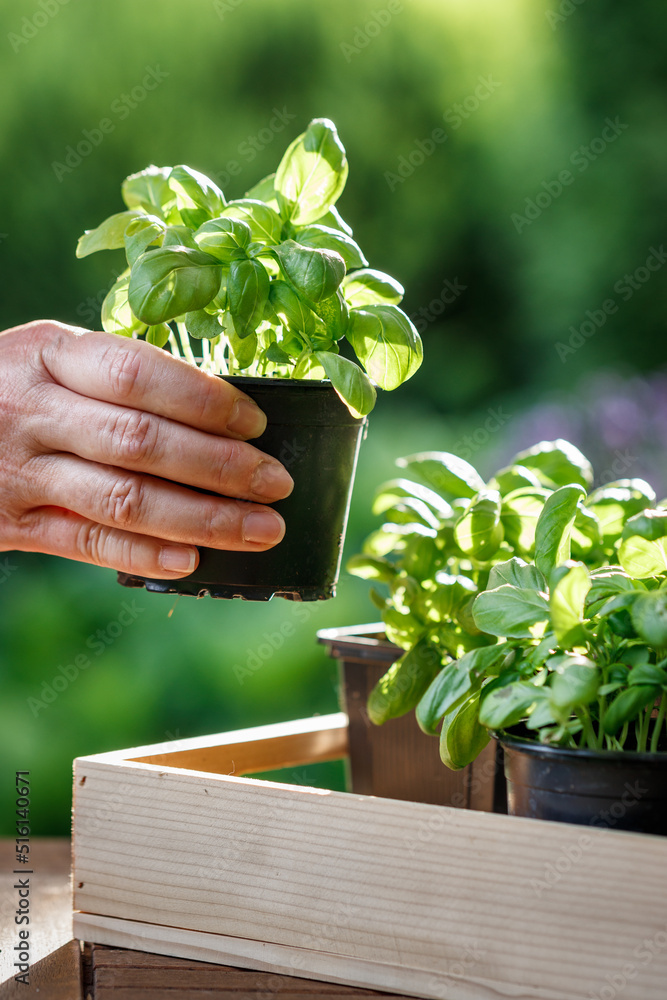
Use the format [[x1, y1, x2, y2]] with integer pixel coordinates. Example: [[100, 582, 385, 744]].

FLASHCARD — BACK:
[[0, 321, 293, 579]]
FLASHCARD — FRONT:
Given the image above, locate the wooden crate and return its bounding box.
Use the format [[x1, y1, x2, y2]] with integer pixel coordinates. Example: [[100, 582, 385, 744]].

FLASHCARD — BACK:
[[73, 714, 667, 1000]]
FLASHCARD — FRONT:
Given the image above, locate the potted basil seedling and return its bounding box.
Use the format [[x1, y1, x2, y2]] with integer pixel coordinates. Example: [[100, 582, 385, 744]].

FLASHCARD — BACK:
[[76, 118, 423, 601]]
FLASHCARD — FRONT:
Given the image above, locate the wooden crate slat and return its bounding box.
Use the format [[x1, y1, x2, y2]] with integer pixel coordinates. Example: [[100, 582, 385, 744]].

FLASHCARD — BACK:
[[73, 721, 667, 1000]]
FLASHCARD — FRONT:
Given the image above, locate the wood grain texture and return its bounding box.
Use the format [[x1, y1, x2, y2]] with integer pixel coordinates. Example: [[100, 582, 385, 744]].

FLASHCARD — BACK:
[[72, 727, 667, 1000], [0, 839, 81, 1000]]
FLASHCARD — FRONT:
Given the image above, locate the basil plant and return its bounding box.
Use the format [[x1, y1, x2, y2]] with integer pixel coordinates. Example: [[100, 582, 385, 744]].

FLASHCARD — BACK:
[[349, 439, 667, 767], [76, 118, 422, 418]]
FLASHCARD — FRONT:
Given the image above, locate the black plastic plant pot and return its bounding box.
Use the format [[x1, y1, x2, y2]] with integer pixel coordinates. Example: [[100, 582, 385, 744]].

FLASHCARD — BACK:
[[500, 731, 667, 835], [118, 376, 366, 602]]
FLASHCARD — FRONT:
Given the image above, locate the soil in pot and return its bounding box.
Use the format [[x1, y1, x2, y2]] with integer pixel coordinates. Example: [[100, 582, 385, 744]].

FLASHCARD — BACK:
[[500, 729, 667, 835], [118, 376, 366, 601]]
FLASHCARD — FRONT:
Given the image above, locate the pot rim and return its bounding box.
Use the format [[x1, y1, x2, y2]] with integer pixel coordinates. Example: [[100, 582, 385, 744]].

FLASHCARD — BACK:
[[496, 729, 667, 764], [221, 374, 333, 389]]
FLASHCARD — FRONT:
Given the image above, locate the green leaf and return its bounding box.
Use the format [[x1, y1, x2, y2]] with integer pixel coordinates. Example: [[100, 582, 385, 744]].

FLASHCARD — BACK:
[[145, 323, 171, 348], [227, 323, 258, 371], [396, 452, 485, 500], [312, 289, 349, 341], [550, 562, 591, 647], [341, 268, 404, 307], [244, 172, 283, 214], [588, 478, 656, 509], [347, 304, 423, 390], [194, 217, 252, 263], [534, 484, 587, 579], [479, 680, 543, 730], [314, 351, 376, 417], [264, 342, 292, 366], [296, 224, 367, 270], [275, 117, 348, 226], [76, 210, 144, 258], [168, 165, 225, 229], [384, 498, 440, 530], [473, 585, 550, 639], [454, 489, 503, 560], [273, 239, 345, 303], [372, 479, 454, 520], [631, 592, 667, 648], [622, 509, 667, 541], [346, 554, 397, 583], [586, 568, 638, 615], [487, 558, 546, 593], [185, 309, 222, 341], [128, 246, 222, 325], [501, 488, 551, 555], [228, 258, 271, 339], [586, 489, 657, 546], [488, 464, 542, 495], [549, 655, 599, 721], [268, 280, 315, 337], [509, 439, 593, 489], [121, 165, 175, 219], [220, 199, 283, 245], [416, 645, 509, 735], [439, 693, 490, 770], [123, 214, 167, 267], [101, 274, 145, 337], [312, 205, 353, 236], [162, 225, 201, 250], [618, 535, 667, 579], [367, 636, 442, 725], [603, 685, 660, 735], [628, 661, 667, 687]]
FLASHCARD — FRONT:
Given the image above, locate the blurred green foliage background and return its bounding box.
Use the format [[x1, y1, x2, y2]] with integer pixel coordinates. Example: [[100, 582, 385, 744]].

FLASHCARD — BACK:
[[1, 0, 666, 833]]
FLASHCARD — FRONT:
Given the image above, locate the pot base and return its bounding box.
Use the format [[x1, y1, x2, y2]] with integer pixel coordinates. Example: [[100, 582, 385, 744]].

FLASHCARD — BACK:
[[117, 572, 334, 602]]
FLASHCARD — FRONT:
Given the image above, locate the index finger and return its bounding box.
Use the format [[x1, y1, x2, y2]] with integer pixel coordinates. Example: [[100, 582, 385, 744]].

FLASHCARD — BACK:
[[40, 326, 267, 440]]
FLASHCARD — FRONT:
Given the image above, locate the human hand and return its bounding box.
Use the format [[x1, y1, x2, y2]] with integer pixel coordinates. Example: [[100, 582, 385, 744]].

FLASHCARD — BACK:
[[0, 321, 293, 579]]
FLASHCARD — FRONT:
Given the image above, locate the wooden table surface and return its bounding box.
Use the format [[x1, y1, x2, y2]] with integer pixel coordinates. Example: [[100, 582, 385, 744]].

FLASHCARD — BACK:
[[1, 839, 411, 1000]]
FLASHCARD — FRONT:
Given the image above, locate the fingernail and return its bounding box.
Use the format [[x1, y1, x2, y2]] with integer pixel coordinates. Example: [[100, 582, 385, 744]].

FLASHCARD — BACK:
[[228, 397, 267, 439], [160, 546, 197, 574], [251, 460, 294, 499], [242, 511, 285, 545]]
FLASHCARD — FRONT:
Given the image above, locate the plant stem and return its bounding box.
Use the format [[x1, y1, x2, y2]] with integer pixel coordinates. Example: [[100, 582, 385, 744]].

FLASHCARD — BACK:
[[176, 322, 197, 366], [579, 710, 597, 750], [650, 692, 667, 753], [638, 705, 652, 753], [168, 331, 182, 359], [619, 721, 629, 750]]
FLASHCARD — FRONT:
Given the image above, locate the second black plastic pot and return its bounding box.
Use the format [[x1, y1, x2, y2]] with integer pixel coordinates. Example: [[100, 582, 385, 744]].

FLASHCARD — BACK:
[[500, 730, 667, 835], [118, 376, 366, 601]]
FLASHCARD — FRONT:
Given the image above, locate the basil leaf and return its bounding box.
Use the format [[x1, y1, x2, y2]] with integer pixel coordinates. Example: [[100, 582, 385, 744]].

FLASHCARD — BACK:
[[473, 585, 550, 639], [488, 464, 542, 495], [550, 562, 590, 647], [372, 479, 454, 520], [314, 351, 376, 417], [101, 274, 145, 337], [501, 488, 550, 555], [346, 554, 397, 583], [296, 224, 367, 270], [549, 655, 599, 721], [123, 214, 167, 267], [313, 289, 349, 340], [622, 509, 667, 541], [479, 680, 542, 730], [367, 636, 442, 725], [416, 645, 509, 735], [585, 569, 638, 616], [162, 225, 201, 250], [168, 165, 225, 229], [244, 172, 282, 214], [195, 217, 252, 263], [618, 535, 667, 579], [454, 489, 503, 560], [268, 280, 315, 337], [347, 304, 422, 390], [534, 484, 587, 579], [440, 693, 490, 770], [275, 118, 348, 226], [227, 325, 258, 370], [509, 439, 593, 489], [128, 246, 222, 325], [264, 342, 293, 365], [185, 309, 222, 341], [488, 558, 547, 593], [341, 268, 404, 307], [76, 210, 144, 258], [312, 205, 353, 236], [221, 199, 283, 245], [603, 685, 661, 735], [146, 323, 171, 348], [121, 165, 175, 219], [273, 239, 345, 303], [631, 592, 667, 649], [396, 452, 485, 500], [228, 258, 271, 339]]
